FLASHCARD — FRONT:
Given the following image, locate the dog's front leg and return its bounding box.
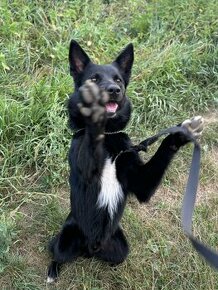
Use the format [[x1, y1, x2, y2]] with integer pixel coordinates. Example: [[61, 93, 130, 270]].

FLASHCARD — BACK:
[[116, 116, 204, 202], [76, 81, 109, 180]]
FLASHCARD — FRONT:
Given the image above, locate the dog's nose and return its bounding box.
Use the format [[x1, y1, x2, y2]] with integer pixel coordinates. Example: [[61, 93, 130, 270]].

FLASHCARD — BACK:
[[107, 84, 121, 95]]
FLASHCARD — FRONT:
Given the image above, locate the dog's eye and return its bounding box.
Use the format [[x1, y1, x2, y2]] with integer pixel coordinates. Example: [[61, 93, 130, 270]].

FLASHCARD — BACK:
[[90, 74, 99, 83], [115, 77, 121, 83]]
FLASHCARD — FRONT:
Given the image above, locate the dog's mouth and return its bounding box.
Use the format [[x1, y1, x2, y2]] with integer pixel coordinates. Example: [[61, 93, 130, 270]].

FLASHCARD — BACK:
[[105, 102, 118, 114]]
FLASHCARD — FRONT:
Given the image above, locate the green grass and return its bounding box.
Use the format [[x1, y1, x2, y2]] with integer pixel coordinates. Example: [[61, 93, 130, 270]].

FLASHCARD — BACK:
[[0, 0, 218, 289]]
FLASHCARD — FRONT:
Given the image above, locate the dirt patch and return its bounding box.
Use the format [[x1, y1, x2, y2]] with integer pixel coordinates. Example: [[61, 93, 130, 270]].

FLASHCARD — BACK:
[[11, 189, 70, 280], [203, 110, 218, 126]]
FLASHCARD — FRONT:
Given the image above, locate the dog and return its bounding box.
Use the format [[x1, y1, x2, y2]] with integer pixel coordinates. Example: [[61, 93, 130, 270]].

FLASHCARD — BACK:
[[47, 40, 204, 282]]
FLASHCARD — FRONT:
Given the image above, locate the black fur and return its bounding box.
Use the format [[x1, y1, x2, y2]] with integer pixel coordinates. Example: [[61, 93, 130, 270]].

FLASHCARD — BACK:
[[47, 40, 190, 281]]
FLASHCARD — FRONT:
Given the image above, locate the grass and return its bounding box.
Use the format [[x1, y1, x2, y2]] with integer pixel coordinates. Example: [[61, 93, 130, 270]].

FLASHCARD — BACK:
[[0, 0, 218, 289]]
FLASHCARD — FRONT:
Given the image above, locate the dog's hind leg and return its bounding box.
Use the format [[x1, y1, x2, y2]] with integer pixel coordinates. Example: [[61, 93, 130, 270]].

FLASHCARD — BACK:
[[94, 227, 129, 265], [47, 214, 85, 283], [47, 261, 61, 283]]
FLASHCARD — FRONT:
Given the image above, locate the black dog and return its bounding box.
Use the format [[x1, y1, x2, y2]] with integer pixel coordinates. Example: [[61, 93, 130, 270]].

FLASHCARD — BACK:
[[47, 40, 203, 282]]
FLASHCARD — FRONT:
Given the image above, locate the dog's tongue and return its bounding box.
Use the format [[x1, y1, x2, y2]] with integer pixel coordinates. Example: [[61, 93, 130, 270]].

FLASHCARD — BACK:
[[105, 102, 118, 113]]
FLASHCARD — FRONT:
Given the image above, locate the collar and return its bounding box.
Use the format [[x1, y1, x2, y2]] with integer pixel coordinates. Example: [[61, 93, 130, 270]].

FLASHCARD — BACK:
[[73, 128, 124, 135]]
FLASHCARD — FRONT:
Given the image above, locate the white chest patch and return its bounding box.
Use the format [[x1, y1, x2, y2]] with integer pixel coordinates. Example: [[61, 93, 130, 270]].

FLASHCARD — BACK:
[[97, 158, 124, 219]]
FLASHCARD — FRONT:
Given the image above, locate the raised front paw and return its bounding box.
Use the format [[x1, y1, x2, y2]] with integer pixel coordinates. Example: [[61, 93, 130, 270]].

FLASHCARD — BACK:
[[181, 116, 204, 138], [169, 116, 204, 150], [78, 80, 109, 124]]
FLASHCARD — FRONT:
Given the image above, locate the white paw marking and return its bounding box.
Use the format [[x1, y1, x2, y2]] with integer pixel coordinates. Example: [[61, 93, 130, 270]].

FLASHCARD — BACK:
[[182, 116, 204, 138], [46, 276, 55, 284], [97, 158, 124, 219]]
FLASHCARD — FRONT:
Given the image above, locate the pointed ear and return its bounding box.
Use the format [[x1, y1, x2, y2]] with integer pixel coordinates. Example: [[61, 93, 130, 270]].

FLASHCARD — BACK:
[[69, 40, 91, 81], [113, 43, 134, 85]]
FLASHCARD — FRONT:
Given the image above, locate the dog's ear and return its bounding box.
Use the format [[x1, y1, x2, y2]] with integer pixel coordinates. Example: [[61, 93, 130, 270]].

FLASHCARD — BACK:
[[113, 43, 134, 85], [69, 40, 91, 81]]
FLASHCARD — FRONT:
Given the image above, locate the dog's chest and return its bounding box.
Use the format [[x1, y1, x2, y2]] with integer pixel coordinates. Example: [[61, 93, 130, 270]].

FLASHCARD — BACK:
[[97, 157, 124, 219]]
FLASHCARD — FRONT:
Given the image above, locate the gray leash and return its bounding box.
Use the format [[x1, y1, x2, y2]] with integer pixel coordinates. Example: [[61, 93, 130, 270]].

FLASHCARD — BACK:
[[136, 125, 218, 269]]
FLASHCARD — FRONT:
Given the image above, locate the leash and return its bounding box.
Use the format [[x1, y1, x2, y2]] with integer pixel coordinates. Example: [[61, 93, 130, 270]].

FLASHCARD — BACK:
[[134, 125, 218, 270]]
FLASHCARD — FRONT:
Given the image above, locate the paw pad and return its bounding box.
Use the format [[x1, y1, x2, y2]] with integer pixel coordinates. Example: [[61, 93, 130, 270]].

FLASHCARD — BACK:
[[78, 80, 109, 124]]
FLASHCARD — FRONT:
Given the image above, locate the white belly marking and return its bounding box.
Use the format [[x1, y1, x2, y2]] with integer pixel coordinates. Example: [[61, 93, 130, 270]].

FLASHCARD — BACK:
[[97, 158, 123, 219]]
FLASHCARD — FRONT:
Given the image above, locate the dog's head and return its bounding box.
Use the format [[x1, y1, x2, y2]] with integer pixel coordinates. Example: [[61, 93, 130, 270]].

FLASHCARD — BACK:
[[68, 40, 134, 131]]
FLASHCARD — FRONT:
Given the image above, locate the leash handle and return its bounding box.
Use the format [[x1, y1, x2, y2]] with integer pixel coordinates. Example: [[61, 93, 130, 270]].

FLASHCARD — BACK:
[[137, 125, 218, 269]]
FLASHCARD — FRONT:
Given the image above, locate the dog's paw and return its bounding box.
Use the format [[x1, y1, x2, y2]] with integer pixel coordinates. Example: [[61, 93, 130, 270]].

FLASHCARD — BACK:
[[181, 116, 204, 138], [78, 80, 109, 124], [46, 276, 55, 284], [170, 116, 204, 150]]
